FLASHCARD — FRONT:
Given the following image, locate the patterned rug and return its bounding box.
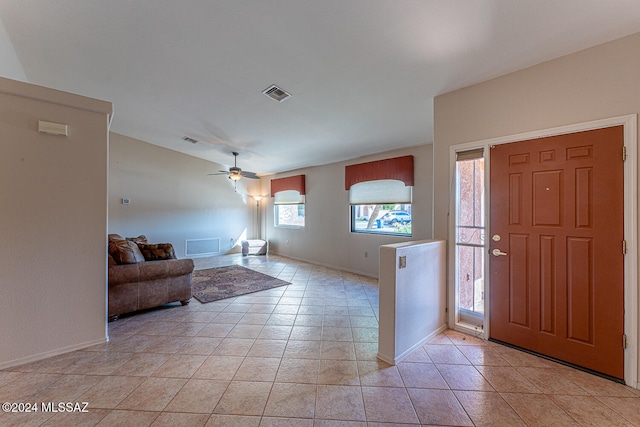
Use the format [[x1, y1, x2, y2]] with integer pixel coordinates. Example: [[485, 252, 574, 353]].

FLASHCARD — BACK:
[[192, 265, 290, 303]]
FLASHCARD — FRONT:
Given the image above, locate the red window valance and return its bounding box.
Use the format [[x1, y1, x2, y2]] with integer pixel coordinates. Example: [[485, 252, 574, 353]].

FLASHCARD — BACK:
[[270, 174, 306, 197], [344, 155, 414, 190]]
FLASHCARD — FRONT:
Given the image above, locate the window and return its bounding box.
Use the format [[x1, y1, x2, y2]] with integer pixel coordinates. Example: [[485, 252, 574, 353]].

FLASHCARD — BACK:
[[345, 156, 414, 237], [275, 192, 305, 228], [454, 149, 485, 327], [271, 175, 306, 228], [351, 204, 412, 236]]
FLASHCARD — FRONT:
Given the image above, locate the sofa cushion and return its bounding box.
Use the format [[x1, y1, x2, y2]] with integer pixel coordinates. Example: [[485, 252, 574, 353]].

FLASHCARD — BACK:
[[137, 243, 177, 261], [109, 239, 145, 264], [108, 233, 124, 242]]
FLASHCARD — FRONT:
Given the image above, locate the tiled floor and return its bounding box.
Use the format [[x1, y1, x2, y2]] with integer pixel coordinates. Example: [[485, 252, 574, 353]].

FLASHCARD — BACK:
[[1, 254, 639, 426]]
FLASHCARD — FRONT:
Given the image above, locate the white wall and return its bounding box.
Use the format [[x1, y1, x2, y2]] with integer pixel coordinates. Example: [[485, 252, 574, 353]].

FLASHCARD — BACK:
[[433, 32, 640, 385], [109, 133, 259, 256], [0, 77, 111, 368], [261, 144, 433, 277]]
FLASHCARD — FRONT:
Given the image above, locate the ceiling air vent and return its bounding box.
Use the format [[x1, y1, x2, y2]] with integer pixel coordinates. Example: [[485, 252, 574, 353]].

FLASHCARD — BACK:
[[182, 136, 198, 144], [262, 84, 291, 102]]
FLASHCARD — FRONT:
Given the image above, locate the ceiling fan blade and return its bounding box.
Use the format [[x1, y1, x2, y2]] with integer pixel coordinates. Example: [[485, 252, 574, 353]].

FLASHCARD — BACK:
[[207, 172, 229, 176], [241, 171, 259, 179]]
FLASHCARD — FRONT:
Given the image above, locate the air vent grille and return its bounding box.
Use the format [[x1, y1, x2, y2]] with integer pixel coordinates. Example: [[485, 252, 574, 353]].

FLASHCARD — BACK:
[[182, 136, 198, 144], [262, 85, 292, 102]]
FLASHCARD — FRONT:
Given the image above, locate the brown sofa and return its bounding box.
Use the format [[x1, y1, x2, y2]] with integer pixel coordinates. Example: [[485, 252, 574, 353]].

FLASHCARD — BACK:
[[108, 234, 194, 321]]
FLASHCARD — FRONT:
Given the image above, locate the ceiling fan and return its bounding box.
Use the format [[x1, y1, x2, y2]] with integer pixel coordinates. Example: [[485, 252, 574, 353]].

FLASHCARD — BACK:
[[209, 151, 259, 181]]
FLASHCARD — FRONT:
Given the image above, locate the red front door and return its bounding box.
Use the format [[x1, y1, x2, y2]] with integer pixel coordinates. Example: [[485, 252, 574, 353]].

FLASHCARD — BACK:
[[489, 126, 624, 379]]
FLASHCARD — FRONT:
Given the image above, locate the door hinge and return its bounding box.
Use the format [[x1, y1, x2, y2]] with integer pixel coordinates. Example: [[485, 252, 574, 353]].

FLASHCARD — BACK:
[[623, 240, 627, 254], [623, 334, 627, 349], [623, 146, 627, 161]]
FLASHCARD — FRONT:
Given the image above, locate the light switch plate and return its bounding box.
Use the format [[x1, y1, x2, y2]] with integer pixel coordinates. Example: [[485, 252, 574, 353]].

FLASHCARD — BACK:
[[399, 255, 406, 269]]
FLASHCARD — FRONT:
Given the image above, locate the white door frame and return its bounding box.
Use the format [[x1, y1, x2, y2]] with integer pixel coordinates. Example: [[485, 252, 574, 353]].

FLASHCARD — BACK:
[[448, 114, 637, 387]]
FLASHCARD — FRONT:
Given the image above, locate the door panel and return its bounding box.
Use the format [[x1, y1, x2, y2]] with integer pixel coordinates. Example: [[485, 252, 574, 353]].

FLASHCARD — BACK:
[[490, 126, 624, 379]]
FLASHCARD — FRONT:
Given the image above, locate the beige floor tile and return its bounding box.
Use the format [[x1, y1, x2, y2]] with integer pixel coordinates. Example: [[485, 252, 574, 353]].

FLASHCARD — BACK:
[[517, 366, 589, 395], [295, 314, 324, 326], [318, 360, 360, 385], [321, 341, 356, 360], [233, 357, 281, 382], [213, 381, 273, 416], [263, 382, 317, 418], [0, 372, 61, 401], [283, 340, 321, 359], [266, 314, 296, 326], [456, 344, 511, 366], [499, 347, 559, 368], [315, 385, 366, 421], [558, 367, 639, 397], [151, 354, 207, 378], [205, 414, 261, 426], [407, 388, 473, 426], [357, 361, 404, 387], [476, 365, 542, 393], [550, 394, 634, 426], [238, 313, 271, 325], [258, 325, 294, 340], [41, 408, 111, 426], [436, 363, 494, 391], [142, 336, 192, 354], [313, 419, 366, 426], [361, 386, 419, 424], [353, 342, 378, 361], [259, 417, 313, 426], [116, 377, 187, 411], [276, 358, 320, 384], [150, 412, 210, 426], [95, 410, 159, 426], [196, 323, 234, 338], [211, 338, 255, 356], [351, 327, 377, 343], [289, 326, 322, 340], [247, 339, 287, 358], [227, 324, 264, 339], [597, 396, 640, 424], [112, 352, 170, 376], [397, 362, 449, 389], [322, 326, 353, 342], [77, 375, 145, 409], [193, 355, 244, 380], [501, 392, 580, 426], [454, 390, 526, 426], [177, 337, 223, 356], [27, 373, 103, 402], [164, 378, 229, 413], [423, 344, 471, 365]]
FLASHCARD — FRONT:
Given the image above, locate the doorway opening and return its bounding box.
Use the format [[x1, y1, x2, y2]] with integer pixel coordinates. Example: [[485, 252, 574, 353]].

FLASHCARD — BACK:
[[454, 149, 485, 329]]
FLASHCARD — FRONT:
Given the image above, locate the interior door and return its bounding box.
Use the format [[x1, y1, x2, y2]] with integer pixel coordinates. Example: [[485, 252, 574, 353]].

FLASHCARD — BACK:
[[489, 126, 624, 379]]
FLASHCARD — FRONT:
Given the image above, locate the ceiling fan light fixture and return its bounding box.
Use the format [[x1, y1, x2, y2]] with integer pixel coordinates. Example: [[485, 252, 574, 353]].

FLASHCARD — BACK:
[[229, 171, 242, 181]]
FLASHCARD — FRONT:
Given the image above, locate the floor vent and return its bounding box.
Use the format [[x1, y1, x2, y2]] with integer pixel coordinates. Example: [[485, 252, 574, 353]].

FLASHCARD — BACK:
[[185, 238, 220, 257]]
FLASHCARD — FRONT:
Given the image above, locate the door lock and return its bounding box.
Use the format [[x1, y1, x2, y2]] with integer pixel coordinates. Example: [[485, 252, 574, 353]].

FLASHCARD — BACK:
[[492, 249, 508, 256]]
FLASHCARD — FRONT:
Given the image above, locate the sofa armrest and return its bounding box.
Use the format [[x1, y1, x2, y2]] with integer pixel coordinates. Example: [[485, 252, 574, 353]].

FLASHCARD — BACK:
[[108, 263, 141, 286]]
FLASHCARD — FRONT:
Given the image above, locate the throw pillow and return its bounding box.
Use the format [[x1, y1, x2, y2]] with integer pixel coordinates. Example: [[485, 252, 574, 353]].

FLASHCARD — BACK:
[[137, 243, 177, 261], [126, 234, 148, 244], [108, 239, 146, 264]]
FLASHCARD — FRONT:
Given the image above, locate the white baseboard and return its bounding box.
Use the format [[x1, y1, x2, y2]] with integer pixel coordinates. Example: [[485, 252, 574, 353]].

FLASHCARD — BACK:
[[0, 337, 108, 370]]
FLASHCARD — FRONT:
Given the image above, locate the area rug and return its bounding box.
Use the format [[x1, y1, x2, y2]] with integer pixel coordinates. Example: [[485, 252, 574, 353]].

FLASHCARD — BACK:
[[192, 265, 290, 303]]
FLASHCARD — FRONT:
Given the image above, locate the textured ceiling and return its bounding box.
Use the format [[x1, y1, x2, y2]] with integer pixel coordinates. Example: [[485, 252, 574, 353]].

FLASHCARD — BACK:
[[2, 0, 640, 174]]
